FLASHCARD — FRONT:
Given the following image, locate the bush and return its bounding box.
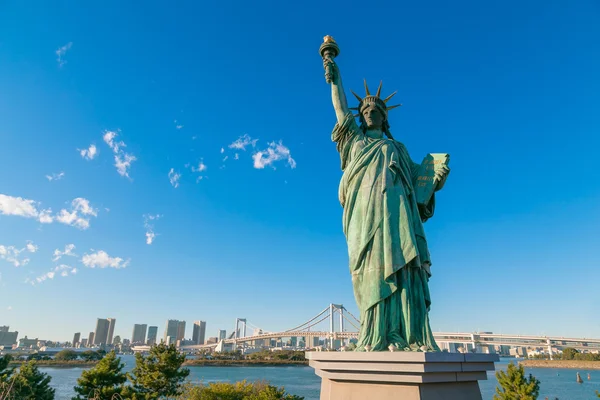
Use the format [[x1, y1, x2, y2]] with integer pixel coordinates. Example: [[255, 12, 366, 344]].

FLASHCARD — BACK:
[[54, 349, 78, 361], [179, 380, 304, 400]]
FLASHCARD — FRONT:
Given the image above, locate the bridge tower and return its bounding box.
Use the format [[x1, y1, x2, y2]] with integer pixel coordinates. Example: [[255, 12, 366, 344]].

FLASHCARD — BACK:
[[232, 318, 247, 351], [329, 304, 345, 349]]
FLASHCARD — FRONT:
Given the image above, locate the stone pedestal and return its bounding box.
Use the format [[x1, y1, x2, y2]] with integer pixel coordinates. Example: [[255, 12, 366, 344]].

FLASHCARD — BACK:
[[306, 351, 498, 400]]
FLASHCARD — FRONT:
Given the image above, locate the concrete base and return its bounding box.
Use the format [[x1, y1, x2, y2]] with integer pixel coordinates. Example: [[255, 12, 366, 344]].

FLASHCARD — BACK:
[[306, 351, 498, 400]]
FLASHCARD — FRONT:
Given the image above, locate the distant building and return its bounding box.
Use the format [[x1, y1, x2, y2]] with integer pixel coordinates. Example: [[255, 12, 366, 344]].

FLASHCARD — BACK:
[[81, 338, 88, 347], [164, 320, 181, 344], [18, 336, 38, 349], [88, 332, 95, 346], [206, 337, 218, 344], [192, 321, 206, 345], [218, 329, 226, 341], [107, 318, 116, 346], [132, 324, 148, 344], [73, 332, 81, 347], [94, 319, 109, 345], [0, 327, 18, 347], [147, 326, 158, 345], [177, 321, 186, 341]]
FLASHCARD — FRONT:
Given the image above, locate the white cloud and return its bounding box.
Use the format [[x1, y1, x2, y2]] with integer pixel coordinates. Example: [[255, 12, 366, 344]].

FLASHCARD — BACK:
[[192, 160, 207, 172], [168, 168, 181, 188], [38, 209, 54, 224], [0, 194, 39, 219], [56, 42, 72, 67], [223, 156, 228, 162], [220, 148, 225, 154], [26, 241, 38, 253], [174, 120, 183, 130], [46, 172, 65, 181], [143, 214, 161, 245], [26, 265, 75, 285], [103, 130, 136, 178], [234, 153, 239, 160], [0, 241, 35, 267], [56, 198, 98, 230], [81, 250, 130, 269], [71, 267, 77, 274], [79, 144, 98, 160], [229, 134, 258, 151], [52, 244, 76, 261], [252, 141, 297, 170]]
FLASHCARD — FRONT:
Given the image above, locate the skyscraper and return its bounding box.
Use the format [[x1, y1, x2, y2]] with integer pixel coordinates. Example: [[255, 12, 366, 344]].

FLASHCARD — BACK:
[[88, 332, 95, 346], [218, 329, 226, 341], [192, 321, 206, 345], [164, 320, 179, 344], [94, 319, 109, 345], [107, 318, 116, 346], [132, 324, 148, 344], [177, 321, 186, 341], [147, 326, 158, 345], [73, 332, 81, 346]]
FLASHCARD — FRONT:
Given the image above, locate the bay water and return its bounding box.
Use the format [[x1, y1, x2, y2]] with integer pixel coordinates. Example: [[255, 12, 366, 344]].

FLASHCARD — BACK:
[[41, 356, 600, 399]]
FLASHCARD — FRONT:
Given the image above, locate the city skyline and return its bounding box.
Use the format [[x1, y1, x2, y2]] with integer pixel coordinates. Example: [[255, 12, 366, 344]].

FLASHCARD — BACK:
[[1, 0, 600, 341]]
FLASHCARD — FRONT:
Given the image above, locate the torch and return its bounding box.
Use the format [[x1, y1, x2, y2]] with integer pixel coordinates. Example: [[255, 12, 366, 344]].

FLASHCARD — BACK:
[[319, 35, 340, 84]]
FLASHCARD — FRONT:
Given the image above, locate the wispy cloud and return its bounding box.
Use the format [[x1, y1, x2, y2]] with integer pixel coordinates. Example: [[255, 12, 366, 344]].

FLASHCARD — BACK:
[[229, 134, 258, 151], [52, 244, 77, 262], [46, 172, 65, 181], [0, 194, 53, 224], [56, 42, 73, 67], [55, 198, 98, 230], [103, 130, 136, 178], [252, 141, 296, 170], [168, 168, 181, 188], [143, 214, 161, 245], [174, 120, 183, 130], [191, 159, 207, 182], [81, 250, 130, 269], [0, 241, 37, 267], [26, 264, 77, 286], [79, 144, 98, 160]]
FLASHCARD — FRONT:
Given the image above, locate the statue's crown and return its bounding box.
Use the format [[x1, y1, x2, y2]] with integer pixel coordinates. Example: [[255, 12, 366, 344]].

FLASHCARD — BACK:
[[350, 80, 402, 118]]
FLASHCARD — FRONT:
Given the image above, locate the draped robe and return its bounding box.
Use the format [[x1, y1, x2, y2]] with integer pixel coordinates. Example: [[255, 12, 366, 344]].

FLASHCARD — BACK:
[[333, 113, 439, 351]]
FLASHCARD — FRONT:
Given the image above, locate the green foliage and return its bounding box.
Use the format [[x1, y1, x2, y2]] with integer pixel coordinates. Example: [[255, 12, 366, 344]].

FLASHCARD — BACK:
[[5, 361, 55, 400], [179, 380, 304, 400], [493, 362, 540, 400], [79, 350, 105, 362], [72, 351, 127, 400], [54, 349, 78, 361], [128, 343, 190, 399], [561, 347, 578, 360]]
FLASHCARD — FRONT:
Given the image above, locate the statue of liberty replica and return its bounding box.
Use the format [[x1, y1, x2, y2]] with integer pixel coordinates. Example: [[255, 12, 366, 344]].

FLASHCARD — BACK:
[[320, 36, 450, 352]]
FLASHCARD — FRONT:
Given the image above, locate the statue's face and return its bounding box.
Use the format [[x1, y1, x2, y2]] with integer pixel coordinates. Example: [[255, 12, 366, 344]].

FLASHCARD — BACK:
[[362, 105, 384, 130]]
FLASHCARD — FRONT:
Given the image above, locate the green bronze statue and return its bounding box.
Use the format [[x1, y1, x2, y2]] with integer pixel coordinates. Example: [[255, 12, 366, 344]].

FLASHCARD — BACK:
[[320, 36, 450, 352]]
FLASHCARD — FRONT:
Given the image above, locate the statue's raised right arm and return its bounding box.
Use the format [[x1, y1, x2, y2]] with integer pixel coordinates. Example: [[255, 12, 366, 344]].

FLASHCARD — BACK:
[[324, 58, 350, 124]]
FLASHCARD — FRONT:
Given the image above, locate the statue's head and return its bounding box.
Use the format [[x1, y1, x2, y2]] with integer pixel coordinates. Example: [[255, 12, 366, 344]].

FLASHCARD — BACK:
[[351, 80, 401, 139]]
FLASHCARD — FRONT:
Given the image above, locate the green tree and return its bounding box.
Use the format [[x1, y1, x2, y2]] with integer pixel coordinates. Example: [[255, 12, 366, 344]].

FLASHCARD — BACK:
[[493, 362, 540, 400], [561, 347, 578, 360], [128, 343, 190, 399], [6, 361, 55, 400], [54, 349, 78, 361], [72, 351, 127, 400], [0, 354, 15, 395], [180, 380, 304, 400]]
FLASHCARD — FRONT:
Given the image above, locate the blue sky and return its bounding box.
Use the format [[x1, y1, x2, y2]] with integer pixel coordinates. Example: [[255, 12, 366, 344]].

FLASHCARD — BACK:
[[1, 0, 599, 342]]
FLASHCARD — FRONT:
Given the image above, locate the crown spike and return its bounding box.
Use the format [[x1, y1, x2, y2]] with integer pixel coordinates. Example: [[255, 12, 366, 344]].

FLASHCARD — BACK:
[[364, 79, 370, 96], [386, 104, 402, 110], [376, 81, 383, 98], [350, 90, 363, 102], [383, 91, 397, 103]]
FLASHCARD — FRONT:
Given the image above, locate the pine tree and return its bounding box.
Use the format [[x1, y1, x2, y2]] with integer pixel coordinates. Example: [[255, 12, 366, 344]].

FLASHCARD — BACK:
[[493, 362, 540, 400], [6, 361, 55, 400], [128, 343, 190, 399], [72, 351, 127, 400]]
